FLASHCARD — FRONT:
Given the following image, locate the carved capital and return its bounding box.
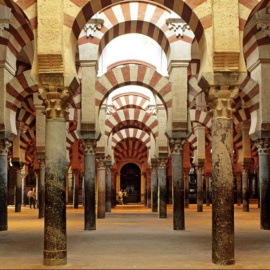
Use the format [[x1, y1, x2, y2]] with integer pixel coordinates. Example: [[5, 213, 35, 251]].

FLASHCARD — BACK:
[[0, 139, 11, 155], [158, 158, 167, 169], [38, 158, 45, 169], [151, 166, 158, 175], [82, 139, 97, 155], [241, 164, 250, 174], [96, 157, 106, 169], [256, 139, 270, 156], [38, 75, 70, 119], [167, 19, 190, 38], [106, 165, 112, 174], [257, 22, 270, 38], [169, 138, 183, 155], [208, 85, 239, 119], [195, 165, 204, 175]]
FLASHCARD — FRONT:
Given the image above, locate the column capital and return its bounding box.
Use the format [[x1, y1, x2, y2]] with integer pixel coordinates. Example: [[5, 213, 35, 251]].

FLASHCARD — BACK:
[[195, 164, 204, 174], [38, 75, 71, 119], [241, 164, 250, 174], [256, 138, 270, 155], [82, 139, 97, 155], [169, 138, 183, 155], [207, 85, 239, 119], [0, 139, 11, 155], [151, 166, 158, 175], [158, 158, 167, 169], [96, 157, 106, 169]]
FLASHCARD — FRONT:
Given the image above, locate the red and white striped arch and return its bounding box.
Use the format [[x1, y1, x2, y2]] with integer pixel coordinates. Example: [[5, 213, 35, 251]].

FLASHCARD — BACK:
[[114, 137, 148, 163], [78, 1, 194, 59], [105, 107, 158, 137], [71, 0, 207, 51], [111, 128, 151, 149], [96, 64, 172, 112], [111, 92, 150, 113], [0, 0, 34, 67], [189, 109, 212, 129], [6, 70, 38, 136]]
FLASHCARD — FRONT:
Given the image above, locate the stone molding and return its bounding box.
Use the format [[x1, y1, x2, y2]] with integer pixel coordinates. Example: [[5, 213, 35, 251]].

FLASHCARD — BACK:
[[0, 139, 11, 155], [208, 85, 239, 119]]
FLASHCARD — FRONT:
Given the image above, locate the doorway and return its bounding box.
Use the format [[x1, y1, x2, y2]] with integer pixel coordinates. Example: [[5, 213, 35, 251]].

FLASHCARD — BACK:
[[120, 163, 141, 203]]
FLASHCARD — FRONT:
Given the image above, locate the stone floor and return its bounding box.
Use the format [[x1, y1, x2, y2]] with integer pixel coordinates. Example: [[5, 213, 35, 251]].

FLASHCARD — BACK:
[[0, 203, 270, 269]]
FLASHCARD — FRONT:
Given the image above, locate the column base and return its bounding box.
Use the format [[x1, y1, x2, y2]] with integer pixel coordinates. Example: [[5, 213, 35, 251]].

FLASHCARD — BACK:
[[261, 225, 270, 230], [0, 225, 7, 231], [43, 250, 67, 266], [84, 225, 96, 230], [197, 205, 203, 212], [212, 258, 235, 266]]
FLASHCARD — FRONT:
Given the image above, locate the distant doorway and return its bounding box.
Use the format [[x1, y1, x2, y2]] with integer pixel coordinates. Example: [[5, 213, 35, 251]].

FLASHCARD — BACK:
[[120, 163, 141, 203]]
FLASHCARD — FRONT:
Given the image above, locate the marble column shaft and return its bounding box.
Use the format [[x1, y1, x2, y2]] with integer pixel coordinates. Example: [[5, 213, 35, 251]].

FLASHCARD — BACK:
[[0, 139, 10, 230], [147, 169, 151, 208], [196, 165, 204, 212], [38, 158, 45, 219], [158, 158, 167, 218], [170, 139, 185, 230], [111, 171, 116, 208], [97, 157, 106, 218], [105, 165, 112, 212], [212, 118, 235, 265], [44, 118, 67, 266], [257, 140, 270, 230], [14, 163, 22, 213], [183, 169, 189, 208], [235, 173, 241, 206], [73, 170, 80, 209], [83, 140, 96, 230], [209, 85, 237, 265], [151, 166, 158, 212], [205, 173, 211, 206], [242, 165, 249, 212], [144, 176, 147, 206]]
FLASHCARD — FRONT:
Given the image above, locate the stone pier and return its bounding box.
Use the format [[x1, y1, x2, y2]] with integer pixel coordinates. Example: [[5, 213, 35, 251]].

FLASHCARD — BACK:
[[183, 168, 189, 208], [205, 173, 211, 206], [38, 156, 45, 219], [14, 162, 23, 213], [105, 159, 112, 212], [73, 170, 80, 209]]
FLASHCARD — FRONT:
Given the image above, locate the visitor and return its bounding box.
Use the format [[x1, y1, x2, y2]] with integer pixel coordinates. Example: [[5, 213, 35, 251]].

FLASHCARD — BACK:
[[27, 187, 36, 209], [118, 189, 123, 205]]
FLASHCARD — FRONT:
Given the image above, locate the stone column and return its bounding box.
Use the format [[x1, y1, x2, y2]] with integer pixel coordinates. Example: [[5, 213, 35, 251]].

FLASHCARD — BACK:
[[73, 169, 80, 209], [151, 160, 158, 212], [14, 162, 23, 213], [147, 168, 151, 208], [105, 160, 112, 213], [21, 172, 25, 206], [208, 85, 238, 265], [37, 157, 45, 219], [242, 164, 250, 212], [183, 168, 190, 208], [82, 139, 97, 230], [170, 138, 185, 230], [235, 173, 242, 206], [205, 173, 211, 206], [158, 157, 167, 218], [39, 80, 70, 266], [0, 139, 11, 230], [196, 164, 204, 212], [144, 174, 147, 206], [97, 157, 106, 218], [256, 139, 270, 230], [111, 169, 116, 208]]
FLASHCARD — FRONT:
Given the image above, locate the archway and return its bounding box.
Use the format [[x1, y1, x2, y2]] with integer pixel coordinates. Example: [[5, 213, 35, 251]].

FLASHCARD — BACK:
[[120, 163, 141, 204]]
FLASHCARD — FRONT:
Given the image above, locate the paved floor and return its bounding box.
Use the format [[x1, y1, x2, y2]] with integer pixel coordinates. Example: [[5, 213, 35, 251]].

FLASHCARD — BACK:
[[0, 204, 270, 269]]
